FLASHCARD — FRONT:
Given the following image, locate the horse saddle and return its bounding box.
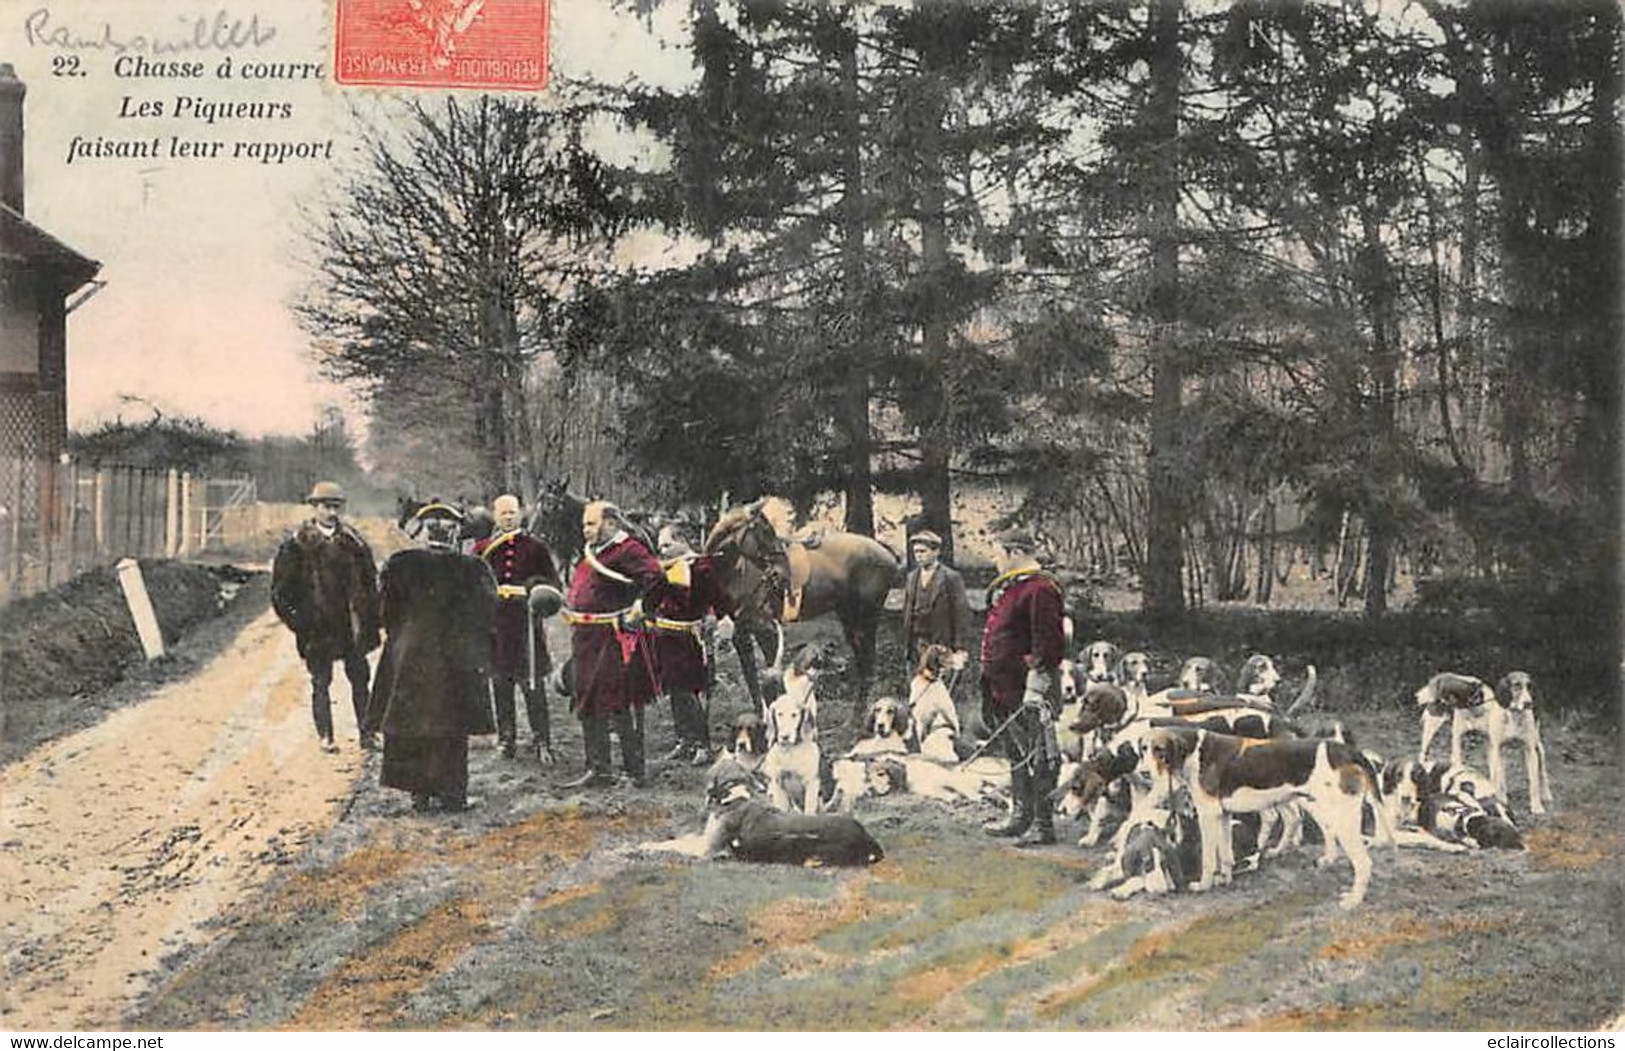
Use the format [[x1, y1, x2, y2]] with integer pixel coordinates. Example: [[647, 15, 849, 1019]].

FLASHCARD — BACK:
[[782, 541, 814, 622]]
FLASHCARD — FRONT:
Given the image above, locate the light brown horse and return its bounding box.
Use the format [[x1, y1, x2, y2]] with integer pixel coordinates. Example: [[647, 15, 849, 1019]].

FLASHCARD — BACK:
[[704, 502, 900, 722]]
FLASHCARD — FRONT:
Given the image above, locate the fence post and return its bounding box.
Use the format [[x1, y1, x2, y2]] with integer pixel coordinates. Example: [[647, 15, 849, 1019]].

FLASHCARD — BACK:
[[66, 458, 80, 579], [179, 472, 193, 556], [165, 469, 178, 557], [94, 468, 107, 557]]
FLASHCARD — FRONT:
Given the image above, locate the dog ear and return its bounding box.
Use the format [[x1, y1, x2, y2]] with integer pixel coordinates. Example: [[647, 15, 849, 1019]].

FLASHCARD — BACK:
[[765, 703, 780, 744], [863, 704, 878, 738]]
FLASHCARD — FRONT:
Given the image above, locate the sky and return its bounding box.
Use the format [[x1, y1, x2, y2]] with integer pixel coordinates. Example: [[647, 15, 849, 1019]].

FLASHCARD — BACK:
[[9, 0, 693, 438]]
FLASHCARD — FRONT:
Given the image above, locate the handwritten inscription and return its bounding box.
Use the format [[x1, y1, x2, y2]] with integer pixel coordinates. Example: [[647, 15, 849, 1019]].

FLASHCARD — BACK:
[[23, 7, 277, 55]]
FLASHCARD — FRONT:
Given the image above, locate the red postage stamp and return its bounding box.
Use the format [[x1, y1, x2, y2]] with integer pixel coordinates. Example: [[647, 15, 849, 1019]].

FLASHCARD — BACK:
[[333, 0, 549, 91]]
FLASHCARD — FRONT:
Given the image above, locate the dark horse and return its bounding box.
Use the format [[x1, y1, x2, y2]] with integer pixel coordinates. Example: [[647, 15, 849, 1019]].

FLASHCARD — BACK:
[[703, 501, 900, 723], [529, 477, 587, 578]]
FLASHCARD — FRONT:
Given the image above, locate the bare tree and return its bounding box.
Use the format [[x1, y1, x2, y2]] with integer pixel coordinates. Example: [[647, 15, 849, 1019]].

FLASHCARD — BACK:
[[297, 94, 626, 496]]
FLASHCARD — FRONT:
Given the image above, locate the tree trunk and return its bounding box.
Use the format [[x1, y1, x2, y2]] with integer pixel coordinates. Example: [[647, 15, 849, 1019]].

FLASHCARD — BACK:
[[837, 21, 875, 537], [916, 60, 955, 563], [1142, 0, 1186, 619]]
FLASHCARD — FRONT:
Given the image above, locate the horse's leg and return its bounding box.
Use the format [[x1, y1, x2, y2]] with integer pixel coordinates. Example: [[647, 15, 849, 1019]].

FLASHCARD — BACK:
[[841, 606, 879, 727], [733, 632, 764, 716]]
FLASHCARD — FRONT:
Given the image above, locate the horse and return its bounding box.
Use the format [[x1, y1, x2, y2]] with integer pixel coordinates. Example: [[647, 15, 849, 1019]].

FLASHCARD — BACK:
[[529, 477, 587, 579], [703, 501, 900, 725]]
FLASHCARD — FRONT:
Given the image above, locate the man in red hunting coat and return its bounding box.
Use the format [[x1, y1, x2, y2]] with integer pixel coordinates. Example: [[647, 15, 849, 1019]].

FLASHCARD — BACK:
[[271, 481, 381, 754], [651, 520, 737, 767], [979, 528, 1067, 845], [472, 494, 562, 763], [560, 500, 671, 789]]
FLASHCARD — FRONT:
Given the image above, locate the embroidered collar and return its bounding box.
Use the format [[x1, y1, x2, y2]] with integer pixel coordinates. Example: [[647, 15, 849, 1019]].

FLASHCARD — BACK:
[[479, 529, 522, 559]]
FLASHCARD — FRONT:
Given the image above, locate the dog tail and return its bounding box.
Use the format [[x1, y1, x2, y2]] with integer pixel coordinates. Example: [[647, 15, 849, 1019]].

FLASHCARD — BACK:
[[1285, 664, 1318, 716]]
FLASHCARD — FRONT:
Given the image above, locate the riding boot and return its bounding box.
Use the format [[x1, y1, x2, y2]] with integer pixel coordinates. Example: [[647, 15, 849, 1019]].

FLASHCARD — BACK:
[[493, 680, 519, 758], [616, 707, 647, 786], [559, 712, 614, 789], [986, 762, 1034, 838], [1017, 764, 1059, 846]]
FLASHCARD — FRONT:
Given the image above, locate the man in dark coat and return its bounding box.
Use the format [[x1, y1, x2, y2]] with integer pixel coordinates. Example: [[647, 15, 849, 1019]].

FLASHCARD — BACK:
[[979, 528, 1066, 845], [270, 481, 381, 753], [560, 500, 671, 789], [365, 502, 497, 812], [651, 520, 736, 766], [899, 529, 972, 667], [471, 493, 562, 763]]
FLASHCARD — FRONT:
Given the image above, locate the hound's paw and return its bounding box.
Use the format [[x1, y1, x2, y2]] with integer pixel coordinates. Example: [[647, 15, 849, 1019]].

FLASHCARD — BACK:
[[1338, 891, 1366, 911], [1110, 883, 1138, 900], [1086, 867, 1115, 891], [1314, 853, 1340, 869]]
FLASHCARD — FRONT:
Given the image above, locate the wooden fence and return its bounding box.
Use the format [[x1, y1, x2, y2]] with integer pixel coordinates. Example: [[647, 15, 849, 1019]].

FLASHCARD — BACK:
[[0, 456, 259, 604]]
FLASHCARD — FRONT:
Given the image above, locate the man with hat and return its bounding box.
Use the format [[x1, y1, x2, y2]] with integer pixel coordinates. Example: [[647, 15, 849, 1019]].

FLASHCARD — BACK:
[[365, 501, 498, 812], [978, 527, 1066, 845], [650, 519, 736, 767], [271, 481, 381, 753], [559, 500, 674, 789], [899, 528, 972, 669], [471, 494, 563, 763]]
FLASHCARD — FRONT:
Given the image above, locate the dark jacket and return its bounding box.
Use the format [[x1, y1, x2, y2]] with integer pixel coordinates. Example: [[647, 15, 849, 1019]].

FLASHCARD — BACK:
[[900, 562, 972, 660], [366, 547, 498, 738], [270, 521, 380, 661]]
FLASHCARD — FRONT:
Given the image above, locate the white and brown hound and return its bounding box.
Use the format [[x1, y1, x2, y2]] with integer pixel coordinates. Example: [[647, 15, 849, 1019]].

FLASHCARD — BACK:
[[908, 644, 963, 762], [1416, 670, 1552, 814], [717, 711, 769, 778], [852, 696, 911, 758], [762, 650, 823, 812], [1177, 656, 1225, 694], [866, 754, 1009, 807], [1143, 727, 1394, 910], [1115, 651, 1152, 695]]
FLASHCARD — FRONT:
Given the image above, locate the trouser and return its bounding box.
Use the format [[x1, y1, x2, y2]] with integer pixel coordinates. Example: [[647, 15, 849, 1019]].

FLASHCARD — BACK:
[[1003, 706, 1059, 834], [581, 706, 645, 780], [669, 690, 709, 748], [307, 650, 370, 741], [494, 678, 551, 748]]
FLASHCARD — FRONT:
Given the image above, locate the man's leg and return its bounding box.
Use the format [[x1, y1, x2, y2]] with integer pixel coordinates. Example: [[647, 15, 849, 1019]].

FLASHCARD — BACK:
[[615, 706, 647, 785], [306, 656, 337, 749], [560, 709, 613, 788], [985, 710, 1035, 838], [341, 650, 374, 749], [492, 678, 519, 759]]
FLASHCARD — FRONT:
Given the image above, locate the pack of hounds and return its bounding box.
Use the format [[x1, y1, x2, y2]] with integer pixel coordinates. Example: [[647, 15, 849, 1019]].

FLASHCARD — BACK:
[[641, 639, 1552, 911]]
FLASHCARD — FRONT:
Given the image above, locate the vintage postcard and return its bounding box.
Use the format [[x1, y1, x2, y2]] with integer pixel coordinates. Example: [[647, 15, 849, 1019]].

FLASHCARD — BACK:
[[0, 0, 1619, 1035]]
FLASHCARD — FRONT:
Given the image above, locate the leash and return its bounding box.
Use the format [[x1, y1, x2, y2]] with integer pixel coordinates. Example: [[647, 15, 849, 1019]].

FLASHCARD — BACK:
[[957, 704, 1026, 767]]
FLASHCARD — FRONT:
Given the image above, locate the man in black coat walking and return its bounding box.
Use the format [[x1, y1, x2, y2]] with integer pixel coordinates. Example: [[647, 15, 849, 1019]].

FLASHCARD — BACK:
[[271, 481, 381, 753], [365, 501, 498, 812]]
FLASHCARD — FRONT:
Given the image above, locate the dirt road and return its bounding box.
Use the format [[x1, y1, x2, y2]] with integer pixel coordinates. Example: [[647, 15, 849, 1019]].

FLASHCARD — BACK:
[[0, 610, 363, 1029]]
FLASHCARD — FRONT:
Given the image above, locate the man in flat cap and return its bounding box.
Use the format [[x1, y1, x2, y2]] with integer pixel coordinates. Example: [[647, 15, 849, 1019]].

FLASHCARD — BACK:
[[899, 528, 972, 670], [471, 494, 563, 763], [365, 502, 497, 812], [979, 528, 1066, 845], [271, 481, 381, 754]]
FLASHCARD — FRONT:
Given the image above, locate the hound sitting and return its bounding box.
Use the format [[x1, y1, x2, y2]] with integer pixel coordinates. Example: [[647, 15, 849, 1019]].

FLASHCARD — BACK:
[[714, 711, 769, 778], [763, 672, 821, 812], [1115, 651, 1152, 695], [1143, 727, 1395, 910], [1416, 670, 1553, 814], [1081, 640, 1123, 684], [851, 696, 911, 758], [908, 644, 964, 762], [639, 765, 884, 866], [1086, 792, 1201, 899], [866, 754, 1010, 806], [1176, 656, 1225, 694]]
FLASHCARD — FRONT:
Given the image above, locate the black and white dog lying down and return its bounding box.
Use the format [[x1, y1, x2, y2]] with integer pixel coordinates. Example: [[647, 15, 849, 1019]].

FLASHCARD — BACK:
[[1379, 758, 1524, 851], [639, 759, 885, 866], [1085, 791, 1202, 899]]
